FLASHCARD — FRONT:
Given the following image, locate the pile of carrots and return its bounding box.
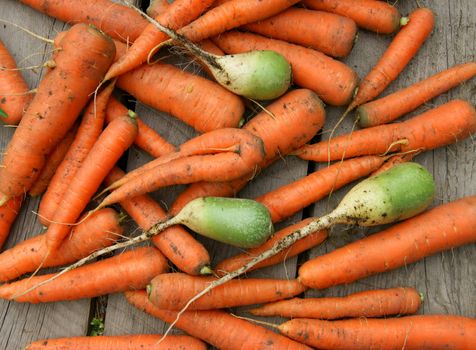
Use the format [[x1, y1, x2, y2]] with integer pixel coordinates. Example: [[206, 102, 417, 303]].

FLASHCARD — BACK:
[[0, 0, 475, 349]]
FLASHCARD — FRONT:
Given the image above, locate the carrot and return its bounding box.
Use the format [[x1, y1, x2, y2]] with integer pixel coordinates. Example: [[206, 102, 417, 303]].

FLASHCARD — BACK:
[[45, 112, 137, 252], [0, 23, 115, 206], [28, 124, 77, 197], [105, 97, 177, 158], [296, 99, 476, 162], [249, 287, 422, 319], [0, 39, 32, 125], [0, 247, 168, 303], [243, 7, 357, 58], [104, 167, 211, 276], [26, 334, 207, 350], [212, 31, 359, 106], [170, 88, 326, 213], [357, 62, 476, 127], [0, 196, 22, 250], [0, 208, 122, 283], [37, 82, 115, 225], [19, 0, 148, 42], [125, 289, 313, 350], [147, 273, 307, 310], [302, 0, 401, 34], [278, 315, 476, 350], [299, 196, 476, 290], [370, 154, 414, 177]]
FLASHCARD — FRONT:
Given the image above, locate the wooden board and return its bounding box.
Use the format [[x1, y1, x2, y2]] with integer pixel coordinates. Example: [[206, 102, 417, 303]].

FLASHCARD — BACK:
[[0, 0, 474, 349]]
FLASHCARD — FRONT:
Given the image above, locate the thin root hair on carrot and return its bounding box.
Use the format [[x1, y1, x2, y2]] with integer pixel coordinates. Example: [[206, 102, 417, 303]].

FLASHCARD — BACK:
[[0, 19, 54, 43]]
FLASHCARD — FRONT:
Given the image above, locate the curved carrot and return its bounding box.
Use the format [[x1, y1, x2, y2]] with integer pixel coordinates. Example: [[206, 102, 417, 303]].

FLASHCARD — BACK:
[[303, 0, 401, 34], [0, 196, 22, 250], [279, 315, 476, 350], [45, 113, 137, 252], [104, 167, 211, 276], [299, 196, 476, 289], [147, 273, 307, 310], [357, 62, 476, 127], [212, 31, 359, 106], [26, 334, 207, 350], [0, 208, 122, 283], [0, 247, 168, 303], [249, 287, 422, 319], [126, 290, 313, 350], [0, 23, 115, 205], [297, 99, 476, 162], [0, 39, 32, 125], [243, 7, 357, 58]]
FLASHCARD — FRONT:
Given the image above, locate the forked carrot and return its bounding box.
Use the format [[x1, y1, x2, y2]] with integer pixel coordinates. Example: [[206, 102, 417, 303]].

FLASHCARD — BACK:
[[0, 196, 22, 250], [125, 290, 313, 350], [147, 273, 307, 310], [249, 287, 422, 319], [0, 247, 168, 303], [0, 208, 122, 283]]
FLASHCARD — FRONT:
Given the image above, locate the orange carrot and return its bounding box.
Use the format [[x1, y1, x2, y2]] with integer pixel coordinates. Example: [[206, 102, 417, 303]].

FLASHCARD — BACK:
[[104, 167, 211, 276], [26, 334, 207, 350], [278, 315, 476, 350], [147, 273, 307, 310], [126, 289, 313, 350], [45, 112, 137, 252], [296, 99, 476, 162], [0, 23, 115, 205], [37, 82, 115, 225], [0, 208, 122, 283], [303, 0, 401, 34], [0, 247, 168, 303], [357, 62, 476, 127], [212, 31, 359, 106], [370, 154, 414, 177], [249, 287, 422, 319], [243, 7, 357, 58], [0, 196, 22, 250], [0, 39, 32, 125], [299, 196, 476, 289]]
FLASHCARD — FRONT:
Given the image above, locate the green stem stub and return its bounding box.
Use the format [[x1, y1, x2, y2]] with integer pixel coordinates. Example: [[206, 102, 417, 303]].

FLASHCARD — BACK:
[[0, 108, 8, 119]]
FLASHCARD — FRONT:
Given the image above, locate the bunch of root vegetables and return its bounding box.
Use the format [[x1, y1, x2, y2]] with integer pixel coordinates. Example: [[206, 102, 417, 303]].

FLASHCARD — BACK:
[[0, 0, 475, 349]]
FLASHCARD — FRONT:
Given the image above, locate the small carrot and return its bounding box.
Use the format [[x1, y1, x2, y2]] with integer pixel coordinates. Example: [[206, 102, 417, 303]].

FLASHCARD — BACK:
[[0, 196, 22, 250], [0, 39, 32, 125], [296, 99, 476, 162], [278, 315, 476, 350], [249, 287, 422, 319], [0, 247, 168, 303], [0, 208, 122, 283], [303, 0, 401, 34], [147, 273, 307, 310], [299, 196, 476, 289], [126, 290, 313, 350], [26, 334, 207, 350], [357, 62, 476, 127], [212, 30, 359, 106]]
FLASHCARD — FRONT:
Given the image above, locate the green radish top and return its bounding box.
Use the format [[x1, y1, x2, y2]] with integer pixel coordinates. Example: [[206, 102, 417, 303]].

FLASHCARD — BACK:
[[175, 197, 274, 248], [332, 162, 435, 226]]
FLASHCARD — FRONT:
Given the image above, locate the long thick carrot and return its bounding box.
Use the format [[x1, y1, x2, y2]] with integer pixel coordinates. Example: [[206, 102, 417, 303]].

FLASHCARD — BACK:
[[126, 290, 313, 350], [357, 62, 476, 127], [303, 0, 401, 34], [212, 31, 359, 106], [279, 315, 476, 350], [45, 113, 137, 252], [249, 287, 422, 319], [297, 99, 476, 162], [243, 7, 357, 58], [0, 247, 168, 303], [147, 273, 307, 310], [0, 39, 32, 125], [299, 196, 476, 289], [104, 167, 211, 276], [0, 208, 122, 283], [0, 23, 115, 205], [26, 334, 207, 350], [0, 196, 22, 250]]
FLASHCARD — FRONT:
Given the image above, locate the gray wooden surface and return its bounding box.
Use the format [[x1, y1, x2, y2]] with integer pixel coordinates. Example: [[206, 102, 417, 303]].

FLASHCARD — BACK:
[[0, 0, 474, 349]]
